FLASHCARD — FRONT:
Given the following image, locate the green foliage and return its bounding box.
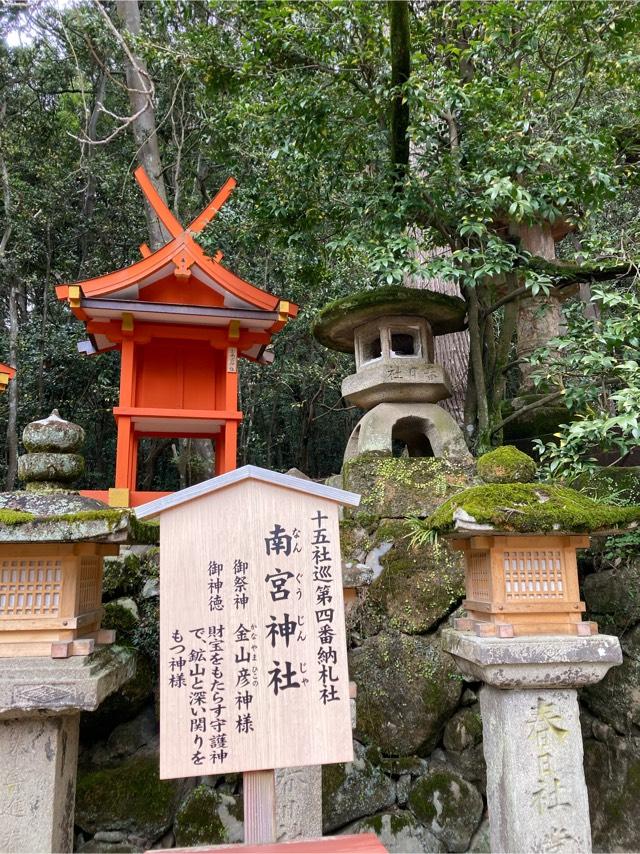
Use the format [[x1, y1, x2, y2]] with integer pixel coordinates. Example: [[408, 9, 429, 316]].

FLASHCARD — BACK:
[[530, 286, 640, 477]]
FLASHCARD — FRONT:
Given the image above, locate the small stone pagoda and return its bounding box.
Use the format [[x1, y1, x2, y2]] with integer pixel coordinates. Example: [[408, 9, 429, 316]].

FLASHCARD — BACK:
[[312, 285, 472, 464]]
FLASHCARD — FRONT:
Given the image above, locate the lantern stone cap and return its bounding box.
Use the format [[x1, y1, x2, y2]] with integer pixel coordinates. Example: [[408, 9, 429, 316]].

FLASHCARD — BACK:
[[135, 464, 361, 520], [312, 285, 467, 353], [0, 646, 136, 718], [0, 490, 157, 545], [425, 482, 640, 538], [441, 628, 622, 689]]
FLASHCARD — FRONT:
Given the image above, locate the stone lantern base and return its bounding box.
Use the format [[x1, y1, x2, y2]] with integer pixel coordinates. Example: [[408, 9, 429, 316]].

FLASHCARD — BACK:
[[442, 629, 622, 854]]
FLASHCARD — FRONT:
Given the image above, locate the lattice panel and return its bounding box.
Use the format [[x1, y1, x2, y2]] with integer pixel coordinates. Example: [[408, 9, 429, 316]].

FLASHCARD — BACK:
[[0, 558, 63, 616], [78, 555, 102, 613], [503, 550, 565, 600], [466, 550, 491, 601]]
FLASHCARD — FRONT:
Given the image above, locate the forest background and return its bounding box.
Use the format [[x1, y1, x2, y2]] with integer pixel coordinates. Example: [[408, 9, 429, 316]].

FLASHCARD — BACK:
[[1, 0, 640, 493]]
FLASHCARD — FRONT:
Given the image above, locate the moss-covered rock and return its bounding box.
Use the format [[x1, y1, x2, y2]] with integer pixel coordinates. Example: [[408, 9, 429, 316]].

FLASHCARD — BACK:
[[584, 734, 640, 852], [103, 548, 159, 601], [502, 396, 570, 446], [343, 454, 475, 519], [583, 560, 640, 635], [349, 632, 462, 756], [476, 446, 537, 484], [75, 755, 190, 841], [322, 742, 396, 833], [341, 810, 444, 853], [408, 767, 483, 852], [173, 786, 243, 847], [570, 466, 640, 504], [312, 285, 467, 352], [581, 624, 640, 735], [442, 706, 483, 753], [427, 482, 640, 534], [359, 522, 464, 634]]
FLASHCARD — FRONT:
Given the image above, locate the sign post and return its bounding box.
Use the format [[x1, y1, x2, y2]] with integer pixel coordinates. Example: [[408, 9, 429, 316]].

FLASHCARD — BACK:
[[136, 465, 360, 845]]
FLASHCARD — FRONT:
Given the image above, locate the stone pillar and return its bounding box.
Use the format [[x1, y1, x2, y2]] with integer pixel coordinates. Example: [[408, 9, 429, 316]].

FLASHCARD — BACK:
[[442, 630, 622, 854], [0, 648, 135, 854], [275, 766, 322, 841]]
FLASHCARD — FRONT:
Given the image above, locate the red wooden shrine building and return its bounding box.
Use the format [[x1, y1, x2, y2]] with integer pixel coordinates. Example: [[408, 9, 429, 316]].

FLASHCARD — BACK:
[[56, 168, 298, 507], [0, 363, 16, 393]]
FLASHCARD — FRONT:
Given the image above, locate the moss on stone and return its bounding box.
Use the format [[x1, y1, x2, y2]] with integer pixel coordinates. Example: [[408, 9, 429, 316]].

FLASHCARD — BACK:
[[0, 509, 35, 525], [312, 285, 467, 352], [103, 602, 139, 645], [75, 755, 185, 837], [570, 467, 640, 504], [173, 786, 228, 847], [343, 453, 474, 519], [477, 446, 537, 484], [48, 508, 125, 525], [361, 527, 465, 635], [427, 482, 640, 534]]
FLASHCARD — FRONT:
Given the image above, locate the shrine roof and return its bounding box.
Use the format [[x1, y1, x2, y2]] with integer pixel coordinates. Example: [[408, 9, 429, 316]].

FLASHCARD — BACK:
[[0, 363, 16, 378], [55, 167, 298, 319], [135, 465, 361, 520]]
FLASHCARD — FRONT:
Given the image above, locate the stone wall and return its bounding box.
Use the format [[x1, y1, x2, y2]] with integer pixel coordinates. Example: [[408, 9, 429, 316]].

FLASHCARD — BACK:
[[72, 458, 640, 853]]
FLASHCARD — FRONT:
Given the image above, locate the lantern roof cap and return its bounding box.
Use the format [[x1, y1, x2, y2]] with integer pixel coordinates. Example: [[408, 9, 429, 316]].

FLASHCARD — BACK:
[[312, 285, 466, 353], [135, 464, 361, 520], [425, 482, 640, 538]]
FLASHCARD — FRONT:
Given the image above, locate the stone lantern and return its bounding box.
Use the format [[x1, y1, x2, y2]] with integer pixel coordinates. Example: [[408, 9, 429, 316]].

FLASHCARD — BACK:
[[429, 446, 640, 639], [312, 285, 471, 464], [0, 411, 124, 658], [427, 446, 638, 853]]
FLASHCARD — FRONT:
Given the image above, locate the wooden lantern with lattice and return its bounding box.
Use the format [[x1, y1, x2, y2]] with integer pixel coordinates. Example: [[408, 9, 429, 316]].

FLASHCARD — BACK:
[[0, 542, 117, 658], [451, 534, 597, 638]]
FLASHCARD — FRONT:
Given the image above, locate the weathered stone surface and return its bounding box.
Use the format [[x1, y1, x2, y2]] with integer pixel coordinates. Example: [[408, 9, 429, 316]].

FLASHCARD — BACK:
[[18, 451, 84, 485], [583, 560, 640, 634], [584, 734, 640, 853], [342, 454, 475, 519], [408, 767, 483, 852], [0, 646, 136, 718], [78, 840, 142, 854], [342, 358, 452, 408], [322, 742, 396, 833], [581, 623, 640, 734], [442, 705, 483, 753], [80, 652, 154, 742], [468, 817, 490, 853], [342, 811, 444, 853], [103, 548, 158, 601], [173, 785, 243, 847], [0, 714, 79, 853], [349, 632, 462, 756], [141, 577, 160, 599], [361, 527, 464, 635], [22, 409, 85, 453], [442, 629, 622, 689], [344, 403, 473, 466], [430, 744, 486, 795], [75, 754, 191, 841], [481, 686, 591, 854], [275, 765, 322, 841]]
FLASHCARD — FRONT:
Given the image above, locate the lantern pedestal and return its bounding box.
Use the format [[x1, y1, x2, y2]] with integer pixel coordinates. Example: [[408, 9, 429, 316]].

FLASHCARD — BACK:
[[0, 648, 135, 854], [442, 629, 621, 854]]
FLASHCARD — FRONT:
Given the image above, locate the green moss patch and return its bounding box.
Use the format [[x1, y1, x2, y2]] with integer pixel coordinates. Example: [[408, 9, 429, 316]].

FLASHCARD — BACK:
[[0, 509, 35, 525], [174, 786, 232, 847], [427, 483, 640, 534], [312, 285, 466, 352], [477, 446, 537, 483]]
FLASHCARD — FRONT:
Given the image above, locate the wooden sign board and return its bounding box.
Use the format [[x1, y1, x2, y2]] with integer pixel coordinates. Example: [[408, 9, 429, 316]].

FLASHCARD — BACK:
[[136, 466, 360, 779]]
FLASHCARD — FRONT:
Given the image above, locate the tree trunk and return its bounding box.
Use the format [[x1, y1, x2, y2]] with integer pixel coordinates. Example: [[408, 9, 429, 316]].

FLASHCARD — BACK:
[[388, 0, 411, 183], [5, 277, 19, 489], [512, 223, 562, 388], [115, 0, 170, 250]]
